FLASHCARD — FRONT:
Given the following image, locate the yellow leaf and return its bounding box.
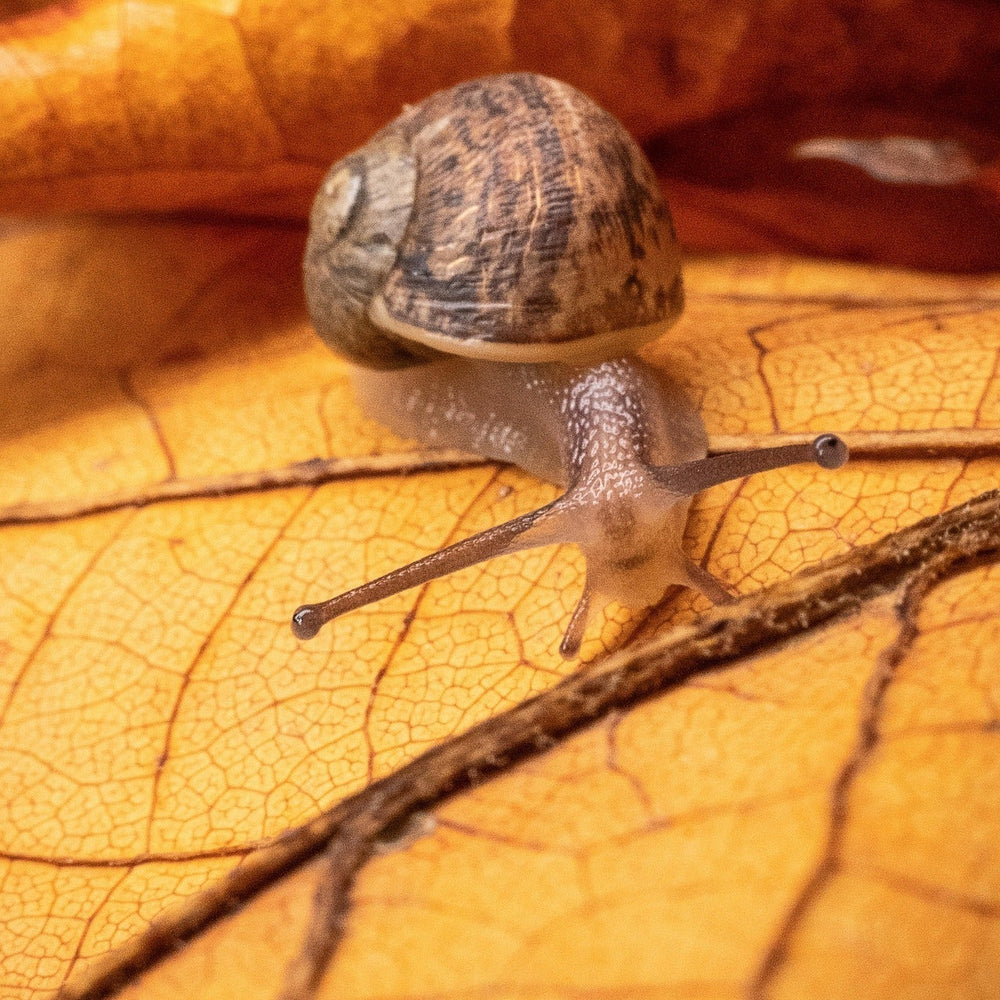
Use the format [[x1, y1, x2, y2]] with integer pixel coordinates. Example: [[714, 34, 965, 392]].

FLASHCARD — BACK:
[[2, 215, 999, 999], [3, 2, 998, 265]]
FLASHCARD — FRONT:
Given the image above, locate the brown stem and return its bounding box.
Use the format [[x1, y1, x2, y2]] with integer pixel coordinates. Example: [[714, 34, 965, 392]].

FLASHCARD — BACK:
[[5, 429, 999, 527]]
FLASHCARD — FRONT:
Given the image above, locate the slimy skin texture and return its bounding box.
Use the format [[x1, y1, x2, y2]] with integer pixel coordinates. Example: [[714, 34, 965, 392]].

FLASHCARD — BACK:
[[352, 355, 715, 613], [293, 73, 849, 654], [294, 349, 846, 653]]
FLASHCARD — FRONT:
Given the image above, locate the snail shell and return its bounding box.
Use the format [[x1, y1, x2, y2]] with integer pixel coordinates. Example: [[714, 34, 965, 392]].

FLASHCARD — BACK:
[[294, 72, 850, 656], [303, 72, 684, 369]]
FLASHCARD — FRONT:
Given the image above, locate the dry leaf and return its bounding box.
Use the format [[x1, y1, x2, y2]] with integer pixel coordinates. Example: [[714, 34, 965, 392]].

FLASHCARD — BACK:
[[3, 3, 1000, 995], [1, 216, 999, 999], [2, 1, 999, 265]]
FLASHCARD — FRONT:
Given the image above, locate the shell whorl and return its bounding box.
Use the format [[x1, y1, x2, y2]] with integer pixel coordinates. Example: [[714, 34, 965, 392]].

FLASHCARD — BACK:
[[304, 73, 684, 369], [303, 136, 424, 368]]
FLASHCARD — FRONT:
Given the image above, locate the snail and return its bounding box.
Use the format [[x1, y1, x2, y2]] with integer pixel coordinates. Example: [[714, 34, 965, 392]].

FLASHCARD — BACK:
[[293, 72, 848, 657]]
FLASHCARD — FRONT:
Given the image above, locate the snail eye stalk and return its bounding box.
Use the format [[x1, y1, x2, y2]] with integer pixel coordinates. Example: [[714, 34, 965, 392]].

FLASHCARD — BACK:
[[292, 435, 848, 646], [652, 435, 849, 495]]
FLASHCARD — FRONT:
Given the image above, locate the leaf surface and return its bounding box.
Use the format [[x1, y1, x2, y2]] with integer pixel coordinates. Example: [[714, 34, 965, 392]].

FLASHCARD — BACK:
[[2, 1, 999, 265], [1, 217, 999, 999]]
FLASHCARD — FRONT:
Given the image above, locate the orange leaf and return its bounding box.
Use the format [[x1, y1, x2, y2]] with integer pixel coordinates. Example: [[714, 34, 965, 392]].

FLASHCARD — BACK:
[[1, 216, 999, 999], [2, 2, 998, 265]]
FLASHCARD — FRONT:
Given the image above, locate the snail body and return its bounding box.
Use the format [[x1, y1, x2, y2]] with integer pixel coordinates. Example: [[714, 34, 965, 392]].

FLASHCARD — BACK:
[[295, 73, 847, 656], [351, 354, 722, 622]]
